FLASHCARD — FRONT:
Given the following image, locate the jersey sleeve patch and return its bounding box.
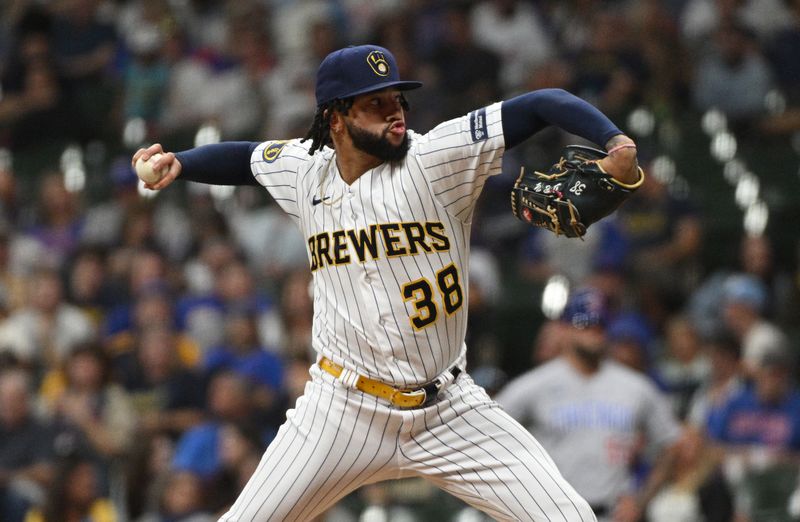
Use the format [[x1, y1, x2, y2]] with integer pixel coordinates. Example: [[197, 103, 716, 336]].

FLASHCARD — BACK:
[[263, 140, 289, 163], [468, 107, 488, 142]]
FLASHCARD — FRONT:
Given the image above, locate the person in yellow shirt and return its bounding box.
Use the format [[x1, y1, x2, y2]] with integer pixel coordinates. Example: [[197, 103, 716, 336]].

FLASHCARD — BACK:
[[25, 457, 118, 522]]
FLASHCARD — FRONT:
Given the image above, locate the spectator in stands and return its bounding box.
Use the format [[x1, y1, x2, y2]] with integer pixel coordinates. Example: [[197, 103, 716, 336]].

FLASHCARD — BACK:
[[105, 247, 169, 317], [24, 172, 84, 269], [0, 6, 73, 154], [496, 287, 682, 522], [464, 247, 502, 369], [50, 0, 118, 142], [679, 0, 793, 46], [159, 3, 274, 140], [606, 311, 656, 377], [626, 0, 692, 114], [686, 333, 745, 432], [518, 218, 628, 286], [759, 0, 800, 138], [646, 425, 733, 522], [269, 0, 344, 62], [177, 259, 275, 354], [64, 246, 112, 329], [584, 256, 629, 321], [691, 20, 775, 125], [689, 233, 797, 338], [227, 195, 308, 290], [117, 207, 159, 256], [0, 152, 18, 228], [616, 159, 702, 328], [104, 284, 199, 369], [470, 0, 554, 94], [0, 225, 27, 315], [119, 4, 171, 127], [282, 354, 314, 407], [136, 469, 215, 522], [371, 11, 446, 135], [569, 11, 649, 119], [115, 0, 174, 52], [207, 5, 278, 139], [41, 345, 135, 468], [206, 310, 267, 366], [0, 266, 95, 376], [170, 371, 267, 482], [708, 348, 800, 450], [80, 159, 141, 249], [766, 0, 800, 103], [652, 314, 711, 420], [114, 326, 205, 438], [707, 349, 800, 521], [429, 3, 501, 120], [0, 369, 55, 522], [50, 0, 117, 83], [257, 14, 324, 140], [211, 422, 264, 513], [737, 234, 797, 327], [182, 237, 239, 298], [24, 455, 118, 522], [274, 269, 313, 359], [719, 274, 789, 378], [203, 306, 284, 431], [122, 428, 173, 520]]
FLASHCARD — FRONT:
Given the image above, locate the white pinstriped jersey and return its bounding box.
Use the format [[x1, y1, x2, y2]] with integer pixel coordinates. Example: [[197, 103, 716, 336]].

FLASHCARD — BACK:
[[250, 102, 504, 387]]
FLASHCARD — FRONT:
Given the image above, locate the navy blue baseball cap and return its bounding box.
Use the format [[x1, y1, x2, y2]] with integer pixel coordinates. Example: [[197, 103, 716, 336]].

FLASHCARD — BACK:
[[315, 45, 422, 107], [561, 287, 610, 329]]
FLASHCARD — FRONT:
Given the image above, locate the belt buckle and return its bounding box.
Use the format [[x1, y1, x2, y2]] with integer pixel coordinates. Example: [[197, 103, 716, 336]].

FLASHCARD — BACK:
[[390, 368, 460, 409], [423, 380, 444, 407], [390, 388, 426, 409]]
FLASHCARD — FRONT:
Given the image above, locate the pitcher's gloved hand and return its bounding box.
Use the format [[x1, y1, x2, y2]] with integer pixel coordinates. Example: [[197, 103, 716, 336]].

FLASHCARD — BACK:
[[511, 145, 644, 238]]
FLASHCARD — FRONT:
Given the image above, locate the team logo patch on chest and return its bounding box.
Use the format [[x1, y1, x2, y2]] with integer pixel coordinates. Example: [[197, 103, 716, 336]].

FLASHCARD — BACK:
[[263, 141, 289, 163]]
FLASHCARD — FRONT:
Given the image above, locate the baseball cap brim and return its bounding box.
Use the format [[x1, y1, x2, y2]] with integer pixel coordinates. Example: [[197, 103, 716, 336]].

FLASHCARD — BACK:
[[321, 80, 422, 106]]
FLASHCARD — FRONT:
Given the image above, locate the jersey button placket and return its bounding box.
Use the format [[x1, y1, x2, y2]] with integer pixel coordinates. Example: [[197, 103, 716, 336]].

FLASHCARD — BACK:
[[346, 187, 357, 220]]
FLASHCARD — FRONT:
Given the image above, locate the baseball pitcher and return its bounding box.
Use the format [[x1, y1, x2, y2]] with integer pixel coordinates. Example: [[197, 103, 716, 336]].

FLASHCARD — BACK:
[[133, 44, 643, 521]]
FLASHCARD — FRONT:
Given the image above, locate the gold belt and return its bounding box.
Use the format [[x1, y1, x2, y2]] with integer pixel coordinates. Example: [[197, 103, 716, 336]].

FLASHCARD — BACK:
[[318, 357, 461, 409]]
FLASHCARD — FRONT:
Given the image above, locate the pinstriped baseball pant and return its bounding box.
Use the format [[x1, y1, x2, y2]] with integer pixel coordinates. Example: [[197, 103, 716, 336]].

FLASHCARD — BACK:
[[219, 365, 596, 522]]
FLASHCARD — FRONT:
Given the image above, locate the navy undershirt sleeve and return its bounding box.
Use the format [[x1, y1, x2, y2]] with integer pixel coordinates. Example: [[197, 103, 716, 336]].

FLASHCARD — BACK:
[[174, 142, 261, 186], [501, 88, 622, 150]]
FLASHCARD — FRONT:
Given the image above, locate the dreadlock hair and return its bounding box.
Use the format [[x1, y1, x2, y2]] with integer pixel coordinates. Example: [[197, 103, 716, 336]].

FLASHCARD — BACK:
[[301, 98, 354, 156], [301, 94, 411, 156]]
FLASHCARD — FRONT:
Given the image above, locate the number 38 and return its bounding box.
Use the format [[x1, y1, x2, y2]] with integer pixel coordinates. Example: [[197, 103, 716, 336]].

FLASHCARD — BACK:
[[401, 263, 464, 329]]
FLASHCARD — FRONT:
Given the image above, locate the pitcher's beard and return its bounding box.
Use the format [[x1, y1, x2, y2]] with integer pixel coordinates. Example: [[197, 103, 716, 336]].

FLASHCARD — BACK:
[[346, 121, 410, 162]]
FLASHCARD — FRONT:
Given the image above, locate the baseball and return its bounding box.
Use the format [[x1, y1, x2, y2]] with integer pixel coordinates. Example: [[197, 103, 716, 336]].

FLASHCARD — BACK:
[[135, 153, 166, 184]]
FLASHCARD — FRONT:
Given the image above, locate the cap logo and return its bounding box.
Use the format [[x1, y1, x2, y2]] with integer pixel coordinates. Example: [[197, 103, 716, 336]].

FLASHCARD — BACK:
[[367, 50, 390, 77]]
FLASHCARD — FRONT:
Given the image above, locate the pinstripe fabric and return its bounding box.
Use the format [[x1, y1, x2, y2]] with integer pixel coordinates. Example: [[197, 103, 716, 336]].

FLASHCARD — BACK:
[[219, 369, 595, 522], [222, 102, 596, 521], [250, 103, 505, 387]]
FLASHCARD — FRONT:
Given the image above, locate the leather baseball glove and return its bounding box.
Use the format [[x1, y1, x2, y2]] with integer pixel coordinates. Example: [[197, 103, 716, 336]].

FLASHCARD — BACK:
[[511, 145, 644, 238]]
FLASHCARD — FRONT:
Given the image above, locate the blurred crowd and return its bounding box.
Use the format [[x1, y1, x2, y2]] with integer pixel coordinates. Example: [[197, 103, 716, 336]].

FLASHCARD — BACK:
[[0, 0, 799, 521]]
